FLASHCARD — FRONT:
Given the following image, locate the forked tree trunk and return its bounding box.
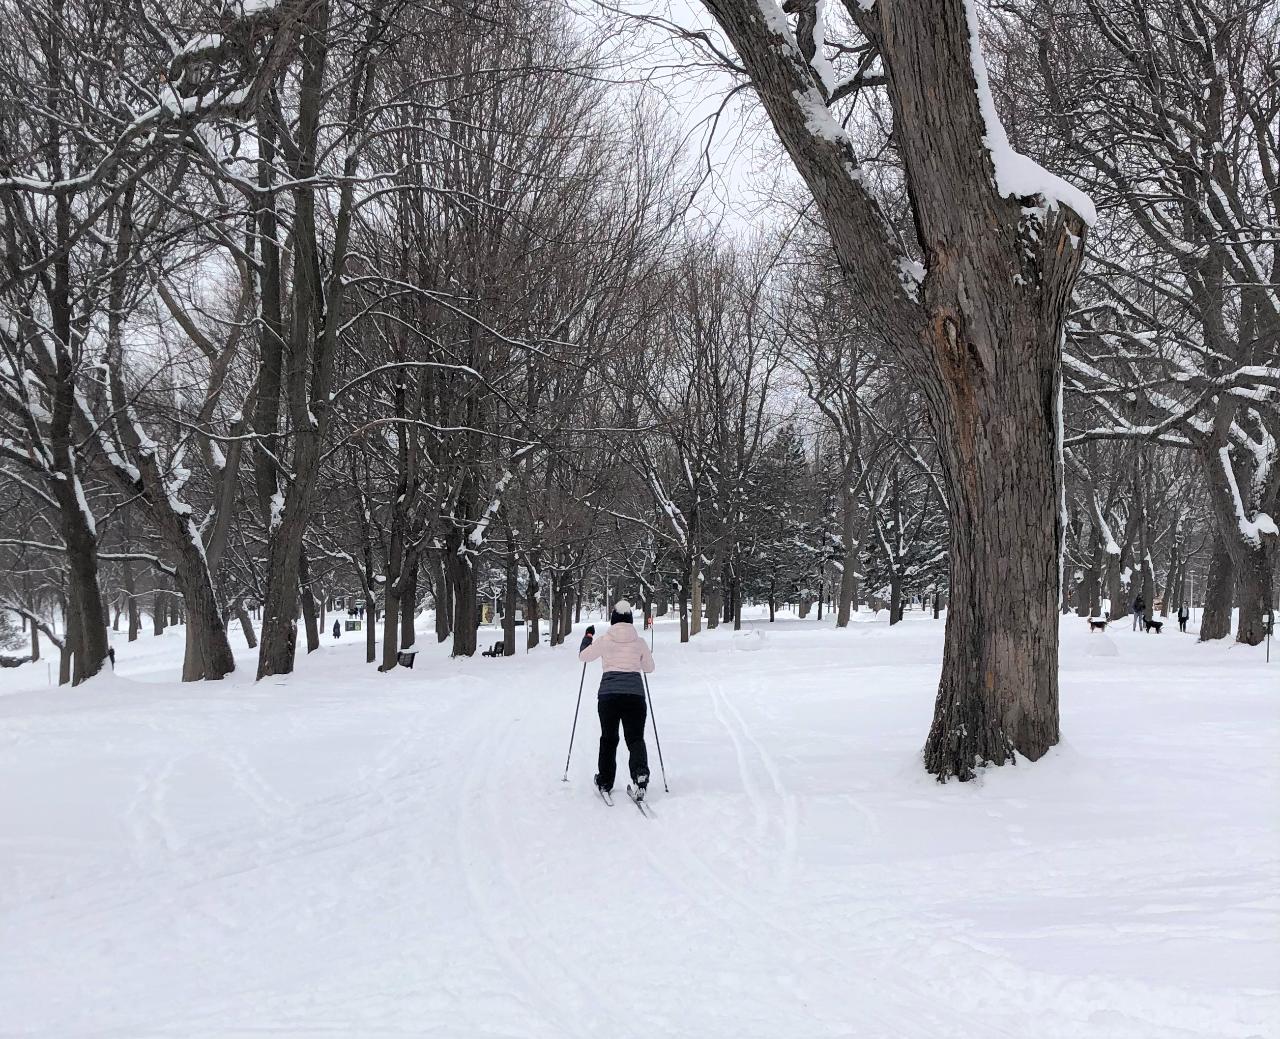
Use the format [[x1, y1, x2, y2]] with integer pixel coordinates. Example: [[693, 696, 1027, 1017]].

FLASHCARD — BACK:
[[1199, 534, 1234, 641]]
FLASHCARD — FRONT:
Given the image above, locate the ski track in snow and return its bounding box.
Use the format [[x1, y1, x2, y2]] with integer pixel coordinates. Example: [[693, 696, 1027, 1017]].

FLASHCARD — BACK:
[[0, 610, 1276, 1038]]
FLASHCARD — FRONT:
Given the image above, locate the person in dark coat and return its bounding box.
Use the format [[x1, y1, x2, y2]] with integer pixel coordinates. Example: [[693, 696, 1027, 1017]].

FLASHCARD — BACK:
[[1132, 593, 1146, 631], [332, 619, 342, 639], [1177, 603, 1189, 633]]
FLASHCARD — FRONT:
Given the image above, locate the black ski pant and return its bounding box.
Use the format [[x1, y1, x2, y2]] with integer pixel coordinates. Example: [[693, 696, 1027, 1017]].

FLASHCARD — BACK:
[[597, 695, 648, 791]]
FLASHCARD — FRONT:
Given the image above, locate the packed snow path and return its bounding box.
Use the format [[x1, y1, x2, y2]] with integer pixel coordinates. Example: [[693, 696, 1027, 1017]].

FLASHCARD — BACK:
[[1, 612, 1275, 1038]]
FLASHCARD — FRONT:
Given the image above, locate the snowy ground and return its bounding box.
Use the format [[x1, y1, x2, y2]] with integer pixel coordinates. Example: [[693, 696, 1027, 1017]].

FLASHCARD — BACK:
[[1, 609, 1276, 1039]]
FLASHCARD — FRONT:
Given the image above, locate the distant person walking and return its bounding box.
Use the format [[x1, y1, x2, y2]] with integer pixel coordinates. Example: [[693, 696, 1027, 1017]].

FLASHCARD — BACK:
[[1177, 603, 1189, 633], [1132, 593, 1146, 631], [333, 619, 342, 639], [579, 600, 655, 799]]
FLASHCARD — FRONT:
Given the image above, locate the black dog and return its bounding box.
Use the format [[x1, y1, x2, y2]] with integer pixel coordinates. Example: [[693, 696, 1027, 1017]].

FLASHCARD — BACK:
[[1088, 619, 1108, 632], [1145, 620, 1163, 634]]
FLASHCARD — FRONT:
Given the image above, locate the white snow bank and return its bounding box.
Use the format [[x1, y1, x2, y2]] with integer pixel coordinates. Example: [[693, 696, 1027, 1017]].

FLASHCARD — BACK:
[[0, 610, 1273, 1036]]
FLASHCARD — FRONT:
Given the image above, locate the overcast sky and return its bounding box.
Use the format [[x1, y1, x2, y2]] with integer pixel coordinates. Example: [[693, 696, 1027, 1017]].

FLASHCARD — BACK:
[[568, 0, 800, 239]]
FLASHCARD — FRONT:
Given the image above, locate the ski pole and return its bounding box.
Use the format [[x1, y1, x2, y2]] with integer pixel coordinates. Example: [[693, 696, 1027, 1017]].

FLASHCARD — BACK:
[[643, 672, 669, 792], [562, 663, 587, 782]]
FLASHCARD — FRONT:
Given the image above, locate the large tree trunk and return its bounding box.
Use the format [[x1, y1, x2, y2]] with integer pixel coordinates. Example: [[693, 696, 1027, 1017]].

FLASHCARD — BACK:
[[1233, 542, 1274, 646], [1199, 534, 1235, 641], [176, 559, 237, 682], [923, 370, 1063, 778], [1199, 443, 1276, 646], [448, 549, 478, 658], [699, 0, 1084, 780], [889, 570, 903, 626], [53, 477, 109, 685]]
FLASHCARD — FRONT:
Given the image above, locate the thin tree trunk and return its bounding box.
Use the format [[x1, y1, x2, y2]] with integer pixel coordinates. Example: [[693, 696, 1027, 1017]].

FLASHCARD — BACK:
[[525, 558, 541, 650], [400, 563, 417, 650], [235, 602, 258, 649], [299, 551, 321, 655], [503, 540, 517, 657], [432, 553, 450, 643], [679, 567, 690, 643], [365, 591, 378, 663], [690, 553, 702, 637], [836, 505, 859, 627]]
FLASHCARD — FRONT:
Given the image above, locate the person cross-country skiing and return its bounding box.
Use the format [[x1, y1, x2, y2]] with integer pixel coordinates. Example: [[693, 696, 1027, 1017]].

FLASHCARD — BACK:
[[579, 600, 655, 799]]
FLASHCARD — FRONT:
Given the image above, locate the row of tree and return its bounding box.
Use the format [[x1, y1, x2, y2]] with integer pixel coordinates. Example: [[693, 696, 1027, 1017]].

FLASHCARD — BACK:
[[0, 0, 1274, 780]]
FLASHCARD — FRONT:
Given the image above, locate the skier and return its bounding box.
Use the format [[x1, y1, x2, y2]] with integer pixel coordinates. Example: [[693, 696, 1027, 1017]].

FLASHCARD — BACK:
[[1132, 592, 1146, 631], [1177, 602, 1189, 633], [579, 600, 655, 800]]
